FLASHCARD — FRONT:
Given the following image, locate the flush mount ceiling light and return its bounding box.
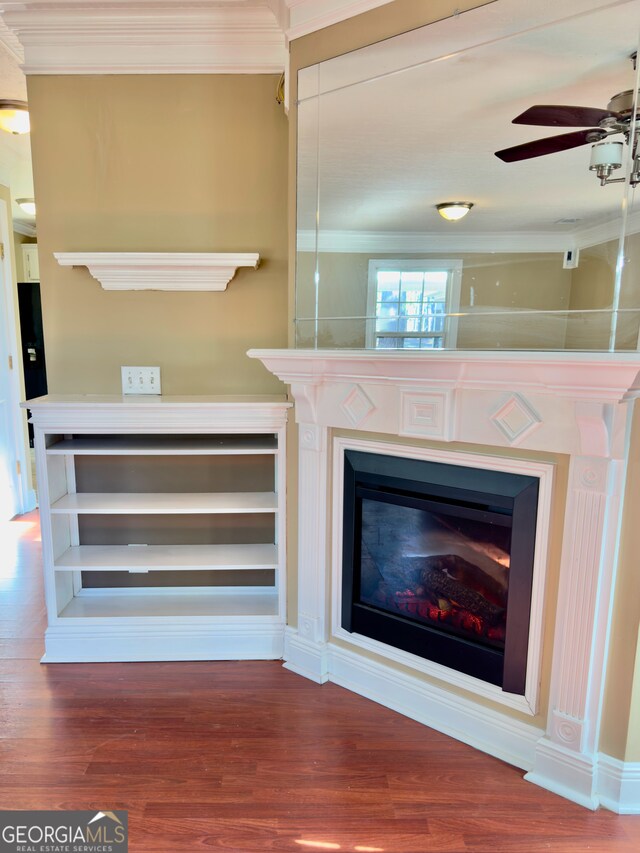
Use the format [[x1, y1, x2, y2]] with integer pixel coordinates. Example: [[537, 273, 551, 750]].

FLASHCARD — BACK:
[[0, 100, 30, 135], [436, 202, 474, 221], [16, 198, 36, 216]]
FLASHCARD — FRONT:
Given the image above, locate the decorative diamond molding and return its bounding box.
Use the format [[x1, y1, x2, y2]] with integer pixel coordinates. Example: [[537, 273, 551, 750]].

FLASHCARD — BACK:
[[340, 384, 375, 427], [491, 393, 542, 446], [54, 252, 260, 292]]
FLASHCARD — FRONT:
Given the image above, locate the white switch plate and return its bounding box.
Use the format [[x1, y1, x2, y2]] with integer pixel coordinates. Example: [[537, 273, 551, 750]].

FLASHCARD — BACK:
[[121, 366, 161, 395]]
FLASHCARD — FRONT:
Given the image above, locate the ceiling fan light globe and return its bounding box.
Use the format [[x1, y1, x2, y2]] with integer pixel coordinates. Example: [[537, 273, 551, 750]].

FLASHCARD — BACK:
[[436, 202, 473, 221], [589, 140, 623, 170]]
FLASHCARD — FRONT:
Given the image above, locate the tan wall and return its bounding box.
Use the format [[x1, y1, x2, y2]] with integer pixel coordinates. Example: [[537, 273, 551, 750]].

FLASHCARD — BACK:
[[600, 403, 640, 761], [27, 74, 288, 395], [297, 250, 572, 349], [566, 233, 640, 351], [13, 232, 37, 283], [625, 636, 640, 760]]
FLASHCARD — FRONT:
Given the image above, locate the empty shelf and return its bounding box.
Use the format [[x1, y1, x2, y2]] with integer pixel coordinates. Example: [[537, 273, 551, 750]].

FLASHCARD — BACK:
[[58, 590, 280, 619], [50, 492, 278, 514], [55, 543, 278, 571], [47, 435, 277, 455]]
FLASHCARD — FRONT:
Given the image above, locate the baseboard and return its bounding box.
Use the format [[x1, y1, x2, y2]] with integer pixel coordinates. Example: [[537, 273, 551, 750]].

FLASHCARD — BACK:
[[598, 754, 640, 814], [43, 622, 285, 663], [525, 738, 600, 810], [328, 642, 542, 770], [283, 628, 542, 770], [282, 626, 330, 683]]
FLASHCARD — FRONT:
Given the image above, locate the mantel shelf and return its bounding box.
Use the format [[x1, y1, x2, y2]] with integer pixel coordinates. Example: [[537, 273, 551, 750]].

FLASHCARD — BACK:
[[53, 252, 260, 292]]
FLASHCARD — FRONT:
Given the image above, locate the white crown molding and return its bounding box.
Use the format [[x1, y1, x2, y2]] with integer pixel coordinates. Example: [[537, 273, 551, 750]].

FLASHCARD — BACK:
[[296, 209, 640, 255], [284, 0, 392, 42], [13, 219, 36, 237], [574, 208, 640, 250], [0, 17, 24, 63], [1, 2, 287, 74], [266, 0, 290, 37], [54, 252, 260, 292], [296, 229, 576, 254]]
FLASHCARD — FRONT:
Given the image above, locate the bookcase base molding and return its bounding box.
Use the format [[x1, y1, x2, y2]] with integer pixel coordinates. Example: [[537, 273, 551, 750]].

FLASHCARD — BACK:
[[42, 621, 285, 663]]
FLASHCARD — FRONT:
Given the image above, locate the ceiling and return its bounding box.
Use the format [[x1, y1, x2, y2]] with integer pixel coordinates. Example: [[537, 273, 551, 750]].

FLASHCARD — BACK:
[[297, 0, 640, 250]]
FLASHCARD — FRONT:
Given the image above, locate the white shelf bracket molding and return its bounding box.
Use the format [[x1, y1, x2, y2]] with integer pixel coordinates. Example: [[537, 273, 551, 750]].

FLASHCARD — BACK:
[[53, 252, 261, 292]]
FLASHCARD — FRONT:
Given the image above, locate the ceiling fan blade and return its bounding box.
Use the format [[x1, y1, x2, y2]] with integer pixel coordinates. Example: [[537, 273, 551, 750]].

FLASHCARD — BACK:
[[495, 128, 607, 163], [513, 104, 619, 127]]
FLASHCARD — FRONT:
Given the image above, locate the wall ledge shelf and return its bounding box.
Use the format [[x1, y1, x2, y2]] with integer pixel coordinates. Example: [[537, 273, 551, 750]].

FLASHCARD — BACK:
[[53, 252, 260, 292]]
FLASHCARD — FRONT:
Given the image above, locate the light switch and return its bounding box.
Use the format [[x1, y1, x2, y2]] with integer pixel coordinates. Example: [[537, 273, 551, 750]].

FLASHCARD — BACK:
[[121, 366, 161, 395]]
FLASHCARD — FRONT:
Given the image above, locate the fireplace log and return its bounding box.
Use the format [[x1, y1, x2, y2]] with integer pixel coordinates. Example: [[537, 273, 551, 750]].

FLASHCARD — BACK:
[[419, 555, 505, 624]]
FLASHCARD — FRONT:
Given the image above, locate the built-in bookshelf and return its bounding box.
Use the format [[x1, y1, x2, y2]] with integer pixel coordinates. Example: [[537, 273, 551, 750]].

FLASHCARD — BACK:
[[24, 395, 291, 662]]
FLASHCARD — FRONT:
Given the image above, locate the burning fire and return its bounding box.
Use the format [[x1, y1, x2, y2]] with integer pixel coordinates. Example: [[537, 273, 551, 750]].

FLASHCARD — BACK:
[[371, 585, 507, 645]]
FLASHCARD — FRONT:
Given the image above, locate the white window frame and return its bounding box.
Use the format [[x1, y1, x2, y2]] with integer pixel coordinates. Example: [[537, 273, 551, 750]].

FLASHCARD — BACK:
[[365, 258, 463, 350]]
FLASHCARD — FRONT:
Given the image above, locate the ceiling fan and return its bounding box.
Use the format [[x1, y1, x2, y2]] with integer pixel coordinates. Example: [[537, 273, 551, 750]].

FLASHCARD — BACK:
[[495, 55, 640, 187]]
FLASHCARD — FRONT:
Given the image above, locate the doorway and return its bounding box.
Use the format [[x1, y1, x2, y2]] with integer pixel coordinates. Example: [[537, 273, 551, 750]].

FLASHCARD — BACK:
[[18, 279, 47, 447], [0, 198, 35, 518]]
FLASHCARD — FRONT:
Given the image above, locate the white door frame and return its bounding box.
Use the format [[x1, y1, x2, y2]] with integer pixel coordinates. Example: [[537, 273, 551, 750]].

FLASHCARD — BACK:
[[0, 197, 35, 515]]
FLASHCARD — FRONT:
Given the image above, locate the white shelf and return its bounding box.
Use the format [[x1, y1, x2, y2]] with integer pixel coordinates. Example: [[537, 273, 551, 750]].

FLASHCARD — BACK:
[[53, 252, 260, 292], [50, 491, 278, 515], [58, 590, 279, 619], [55, 543, 278, 572], [47, 435, 277, 456]]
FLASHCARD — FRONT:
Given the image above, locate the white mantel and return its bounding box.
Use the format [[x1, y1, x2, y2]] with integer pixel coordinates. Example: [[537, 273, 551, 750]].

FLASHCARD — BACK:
[[249, 348, 640, 814]]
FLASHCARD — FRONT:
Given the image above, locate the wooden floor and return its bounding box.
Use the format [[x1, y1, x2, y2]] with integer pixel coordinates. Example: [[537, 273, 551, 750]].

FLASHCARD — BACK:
[[1, 512, 639, 852]]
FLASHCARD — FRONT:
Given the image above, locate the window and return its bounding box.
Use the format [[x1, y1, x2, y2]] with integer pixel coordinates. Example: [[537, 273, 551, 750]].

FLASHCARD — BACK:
[[366, 259, 462, 349]]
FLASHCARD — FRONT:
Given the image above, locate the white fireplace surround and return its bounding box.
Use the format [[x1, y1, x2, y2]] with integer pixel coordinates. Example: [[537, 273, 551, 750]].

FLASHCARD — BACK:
[[249, 348, 640, 814]]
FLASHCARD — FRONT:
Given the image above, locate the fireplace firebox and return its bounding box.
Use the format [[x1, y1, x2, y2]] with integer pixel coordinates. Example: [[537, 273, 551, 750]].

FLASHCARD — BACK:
[[342, 450, 539, 694]]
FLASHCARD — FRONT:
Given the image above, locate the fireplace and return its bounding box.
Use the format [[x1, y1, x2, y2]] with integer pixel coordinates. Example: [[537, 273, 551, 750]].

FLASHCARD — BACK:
[[250, 349, 640, 812], [342, 450, 539, 694]]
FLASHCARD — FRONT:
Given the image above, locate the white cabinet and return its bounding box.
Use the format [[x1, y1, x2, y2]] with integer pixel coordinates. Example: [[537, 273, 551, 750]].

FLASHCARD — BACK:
[[21, 244, 39, 282], [23, 394, 291, 662]]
